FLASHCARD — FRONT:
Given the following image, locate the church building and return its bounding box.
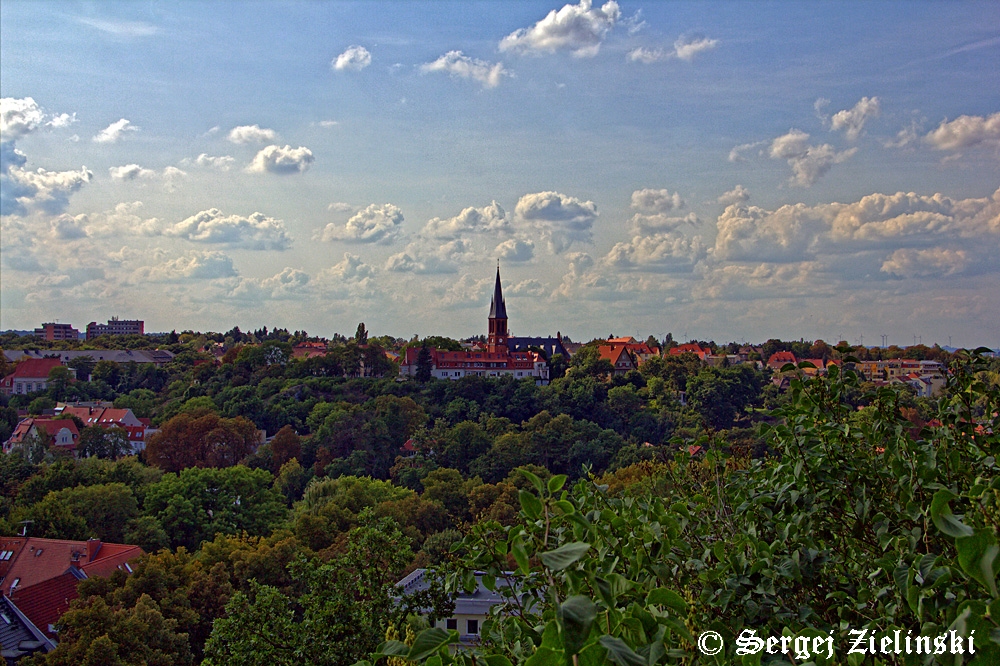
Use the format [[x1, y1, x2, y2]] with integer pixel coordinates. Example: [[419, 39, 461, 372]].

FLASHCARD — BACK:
[[399, 268, 550, 383]]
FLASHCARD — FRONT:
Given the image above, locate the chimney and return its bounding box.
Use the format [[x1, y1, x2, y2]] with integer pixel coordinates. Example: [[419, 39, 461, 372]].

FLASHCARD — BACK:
[[86, 538, 101, 562]]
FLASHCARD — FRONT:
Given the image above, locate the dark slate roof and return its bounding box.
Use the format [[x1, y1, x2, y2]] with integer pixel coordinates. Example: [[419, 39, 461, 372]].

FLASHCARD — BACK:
[[0, 596, 56, 664], [488, 267, 507, 320], [397, 568, 520, 616]]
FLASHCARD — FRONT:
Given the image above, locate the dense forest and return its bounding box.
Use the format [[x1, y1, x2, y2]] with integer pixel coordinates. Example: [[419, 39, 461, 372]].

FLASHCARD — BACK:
[[0, 329, 996, 665]]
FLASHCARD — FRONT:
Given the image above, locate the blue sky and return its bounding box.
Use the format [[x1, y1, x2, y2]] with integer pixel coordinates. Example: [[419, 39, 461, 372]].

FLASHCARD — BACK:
[[2, 1, 998, 347]]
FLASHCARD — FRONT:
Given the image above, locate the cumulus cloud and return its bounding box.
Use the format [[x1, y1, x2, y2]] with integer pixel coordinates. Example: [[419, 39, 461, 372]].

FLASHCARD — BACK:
[[421, 51, 510, 88], [627, 35, 718, 63], [50, 214, 89, 240], [71, 201, 163, 238], [386, 239, 471, 274], [227, 267, 311, 301], [514, 191, 598, 253], [728, 140, 765, 163], [319, 203, 404, 244], [166, 208, 292, 250], [109, 164, 156, 180], [830, 96, 881, 141], [183, 153, 236, 170], [880, 248, 971, 279], [333, 45, 372, 71], [500, 0, 620, 58], [769, 129, 856, 186], [93, 119, 137, 143], [508, 279, 546, 296], [604, 232, 707, 272], [673, 35, 718, 61], [227, 124, 278, 144], [2, 161, 93, 216], [327, 252, 376, 282], [495, 238, 535, 262], [718, 185, 750, 205], [631, 211, 698, 235], [924, 112, 1000, 152], [328, 202, 355, 213], [1, 97, 46, 139], [422, 201, 508, 238], [247, 145, 314, 174], [631, 188, 684, 214], [140, 251, 238, 281]]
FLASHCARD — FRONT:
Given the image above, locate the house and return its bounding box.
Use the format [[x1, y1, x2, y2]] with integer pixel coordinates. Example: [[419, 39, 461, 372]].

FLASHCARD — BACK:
[[399, 268, 549, 383], [668, 343, 710, 361], [766, 351, 798, 372], [0, 359, 70, 397], [0, 537, 144, 640], [0, 595, 56, 663], [397, 569, 520, 646], [2, 418, 79, 455], [55, 406, 147, 453], [597, 343, 638, 376], [292, 342, 329, 359], [607, 337, 660, 364]]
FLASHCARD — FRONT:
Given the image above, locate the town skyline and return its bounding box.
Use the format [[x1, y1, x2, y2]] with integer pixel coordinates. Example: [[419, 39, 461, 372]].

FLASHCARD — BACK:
[[2, 1, 998, 348]]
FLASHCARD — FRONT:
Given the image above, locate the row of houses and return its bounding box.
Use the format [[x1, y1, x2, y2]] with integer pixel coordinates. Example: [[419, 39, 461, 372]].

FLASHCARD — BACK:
[[1, 350, 175, 398], [2, 403, 151, 457]]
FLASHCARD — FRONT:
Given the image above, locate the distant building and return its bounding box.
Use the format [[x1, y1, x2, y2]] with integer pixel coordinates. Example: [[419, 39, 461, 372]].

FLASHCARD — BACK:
[[2, 418, 79, 455], [4, 349, 174, 367], [33, 323, 80, 341], [56, 405, 148, 453], [86, 317, 144, 339], [0, 358, 72, 397], [669, 343, 711, 361], [0, 537, 143, 640], [399, 268, 549, 383]]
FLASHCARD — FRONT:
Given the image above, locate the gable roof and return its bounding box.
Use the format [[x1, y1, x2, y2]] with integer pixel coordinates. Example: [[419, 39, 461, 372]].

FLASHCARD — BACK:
[[0, 595, 56, 660], [9, 358, 64, 380]]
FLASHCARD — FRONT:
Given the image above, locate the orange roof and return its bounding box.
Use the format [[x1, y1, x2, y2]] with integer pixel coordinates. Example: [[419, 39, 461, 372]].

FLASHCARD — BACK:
[[767, 351, 798, 366], [8, 358, 64, 380]]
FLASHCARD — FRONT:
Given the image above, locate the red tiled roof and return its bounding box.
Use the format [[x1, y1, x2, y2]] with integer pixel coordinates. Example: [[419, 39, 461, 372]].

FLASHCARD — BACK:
[[768, 351, 798, 366], [10, 572, 81, 637], [9, 358, 64, 380]]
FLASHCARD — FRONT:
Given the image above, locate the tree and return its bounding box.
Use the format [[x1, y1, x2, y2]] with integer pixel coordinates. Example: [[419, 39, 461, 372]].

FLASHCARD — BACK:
[[416, 343, 433, 382], [269, 425, 301, 473], [78, 425, 132, 460], [67, 355, 96, 382], [145, 413, 260, 472], [355, 322, 368, 345]]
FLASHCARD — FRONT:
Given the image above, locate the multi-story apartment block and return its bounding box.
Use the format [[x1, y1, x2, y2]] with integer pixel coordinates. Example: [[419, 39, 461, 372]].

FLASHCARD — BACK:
[[86, 317, 144, 339], [33, 322, 81, 341]]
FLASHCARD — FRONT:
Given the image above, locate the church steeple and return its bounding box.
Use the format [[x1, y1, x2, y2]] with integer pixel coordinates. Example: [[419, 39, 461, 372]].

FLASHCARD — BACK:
[[487, 264, 508, 353]]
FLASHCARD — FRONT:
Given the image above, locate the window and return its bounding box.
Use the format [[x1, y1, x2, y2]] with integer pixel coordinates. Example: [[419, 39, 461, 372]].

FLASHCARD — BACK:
[[446, 618, 457, 630], [467, 619, 479, 635]]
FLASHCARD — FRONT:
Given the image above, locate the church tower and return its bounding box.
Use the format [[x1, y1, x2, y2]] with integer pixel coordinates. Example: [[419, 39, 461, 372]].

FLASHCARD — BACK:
[[487, 265, 508, 354]]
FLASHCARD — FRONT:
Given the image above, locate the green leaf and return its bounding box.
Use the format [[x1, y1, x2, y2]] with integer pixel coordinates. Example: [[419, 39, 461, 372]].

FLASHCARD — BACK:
[[540, 542, 590, 571], [482, 657, 514, 666], [930, 489, 975, 538], [645, 588, 687, 614], [547, 474, 568, 494], [520, 489, 543, 520], [406, 628, 457, 660], [373, 640, 410, 656], [511, 536, 530, 575], [599, 636, 647, 666], [957, 529, 1000, 597], [524, 647, 562, 666], [518, 467, 545, 494], [559, 595, 597, 656]]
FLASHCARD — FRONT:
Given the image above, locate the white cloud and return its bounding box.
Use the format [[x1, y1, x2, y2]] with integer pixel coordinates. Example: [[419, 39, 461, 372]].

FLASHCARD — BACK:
[[227, 267, 311, 301], [718, 185, 750, 205], [333, 45, 372, 71], [631, 211, 698, 235], [628, 35, 718, 63], [77, 17, 158, 37], [495, 238, 535, 262], [673, 35, 718, 61], [514, 191, 598, 253], [139, 251, 238, 281], [631, 188, 684, 214], [227, 124, 278, 144], [319, 203, 404, 244], [185, 153, 235, 170], [2, 163, 93, 215], [49, 214, 89, 240], [327, 252, 376, 282], [508, 279, 546, 296], [924, 112, 1000, 151], [47, 113, 77, 129], [830, 96, 881, 141], [318, 120, 339, 128], [880, 247, 971, 278], [166, 208, 292, 250], [93, 118, 137, 143], [1, 97, 46, 139], [109, 164, 156, 180], [499, 0, 620, 58], [247, 145, 314, 174], [386, 239, 472, 274], [769, 129, 856, 186], [604, 232, 707, 272], [328, 202, 355, 213], [728, 140, 765, 163], [422, 201, 508, 238], [421, 51, 510, 89], [73, 201, 162, 238]]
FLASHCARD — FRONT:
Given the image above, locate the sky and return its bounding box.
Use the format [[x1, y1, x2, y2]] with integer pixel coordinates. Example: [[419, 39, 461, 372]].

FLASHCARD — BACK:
[[1, 1, 998, 348]]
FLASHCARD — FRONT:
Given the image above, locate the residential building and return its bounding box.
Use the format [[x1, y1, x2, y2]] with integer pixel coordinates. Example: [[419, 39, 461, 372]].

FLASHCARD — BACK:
[[0, 359, 71, 397], [85, 317, 144, 339], [4, 349, 174, 367], [0, 537, 143, 640], [33, 323, 80, 341], [597, 343, 638, 376], [0, 595, 56, 662], [507, 333, 571, 360], [397, 569, 519, 647], [2, 418, 79, 455], [668, 343, 711, 361], [56, 405, 148, 452], [766, 351, 798, 371], [399, 268, 549, 383]]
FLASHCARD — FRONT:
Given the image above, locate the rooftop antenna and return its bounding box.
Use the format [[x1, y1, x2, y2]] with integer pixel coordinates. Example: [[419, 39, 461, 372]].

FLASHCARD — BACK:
[[19, 520, 33, 537]]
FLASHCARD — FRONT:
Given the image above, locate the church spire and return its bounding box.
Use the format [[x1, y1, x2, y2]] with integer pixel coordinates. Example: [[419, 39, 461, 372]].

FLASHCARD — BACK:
[[488, 264, 507, 320]]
